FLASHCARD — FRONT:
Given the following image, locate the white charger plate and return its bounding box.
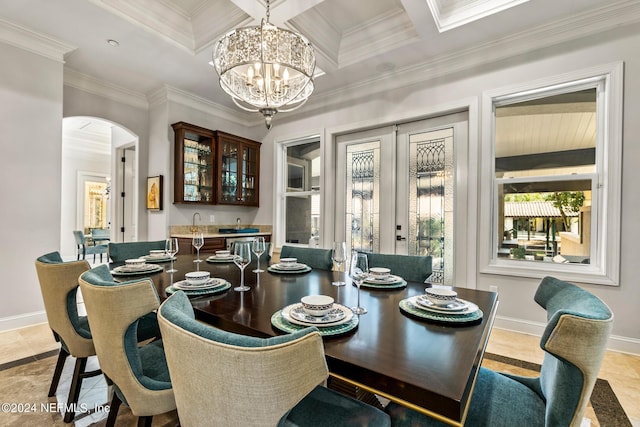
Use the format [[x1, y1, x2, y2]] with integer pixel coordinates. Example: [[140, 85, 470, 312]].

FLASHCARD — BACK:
[[364, 274, 403, 285], [271, 263, 308, 271]]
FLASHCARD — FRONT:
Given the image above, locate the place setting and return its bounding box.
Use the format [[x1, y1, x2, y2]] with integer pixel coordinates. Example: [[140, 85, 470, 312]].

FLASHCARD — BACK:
[[141, 249, 176, 263], [206, 249, 236, 263], [271, 295, 359, 337], [267, 257, 312, 274], [399, 287, 483, 324], [359, 267, 407, 290], [111, 258, 164, 276], [165, 270, 231, 297]]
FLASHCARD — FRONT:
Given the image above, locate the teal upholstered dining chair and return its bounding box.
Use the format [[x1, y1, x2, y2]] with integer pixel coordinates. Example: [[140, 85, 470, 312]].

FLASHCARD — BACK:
[[386, 276, 614, 427], [158, 291, 391, 427], [73, 230, 108, 262], [79, 265, 175, 427], [279, 245, 333, 270], [108, 240, 166, 262], [363, 253, 432, 283], [35, 251, 102, 423], [90, 228, 110, 245]]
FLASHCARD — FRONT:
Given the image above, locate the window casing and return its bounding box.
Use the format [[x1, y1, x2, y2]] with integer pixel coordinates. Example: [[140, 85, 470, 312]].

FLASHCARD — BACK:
[[479, 62, 623, 285]]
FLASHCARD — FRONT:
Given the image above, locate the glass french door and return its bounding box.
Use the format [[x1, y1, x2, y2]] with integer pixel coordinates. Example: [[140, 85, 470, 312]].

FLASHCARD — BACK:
[[335, 112, 468, 285]]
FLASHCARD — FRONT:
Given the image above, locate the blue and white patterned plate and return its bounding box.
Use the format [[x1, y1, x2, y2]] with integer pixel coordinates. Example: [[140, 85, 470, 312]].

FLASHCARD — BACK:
[[165, 281, 231, 297], [267, 265, 312, 274], [271, 304, 359, 337], [399, 296, 483, 324], [284, 303, 351, 326], [206, 256, 236, 263], [142, 255, 176, 263], [111, 264, 163, 276], [358, 278, 407, 290]]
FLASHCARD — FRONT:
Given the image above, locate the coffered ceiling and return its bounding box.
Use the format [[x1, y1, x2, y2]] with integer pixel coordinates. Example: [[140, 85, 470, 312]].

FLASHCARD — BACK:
[[1, 0, 639, 124]]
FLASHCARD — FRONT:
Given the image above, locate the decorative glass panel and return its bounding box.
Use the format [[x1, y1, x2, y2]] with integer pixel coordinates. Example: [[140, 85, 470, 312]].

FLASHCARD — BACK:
[[409, 128, 454, 284], [346, 141, 380, 253]]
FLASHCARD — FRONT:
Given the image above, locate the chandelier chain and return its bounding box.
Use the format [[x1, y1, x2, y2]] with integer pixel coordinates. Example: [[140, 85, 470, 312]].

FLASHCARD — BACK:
[[266, 0, 270, 23]]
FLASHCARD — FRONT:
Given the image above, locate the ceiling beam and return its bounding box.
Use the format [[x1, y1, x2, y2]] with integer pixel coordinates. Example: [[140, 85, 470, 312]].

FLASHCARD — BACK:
[[228, 0, 327, 26]]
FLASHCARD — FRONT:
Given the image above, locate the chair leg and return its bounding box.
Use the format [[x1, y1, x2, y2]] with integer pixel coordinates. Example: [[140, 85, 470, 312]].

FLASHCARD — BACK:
[[63, 357, 88, 423], [48, 348, 70, 397], [106, 392, 122, 427], [138, 415, 153, 427]]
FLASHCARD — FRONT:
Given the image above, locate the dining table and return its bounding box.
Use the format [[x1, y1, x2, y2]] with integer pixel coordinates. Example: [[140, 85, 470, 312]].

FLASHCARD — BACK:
[[111, 253, 498, 426]]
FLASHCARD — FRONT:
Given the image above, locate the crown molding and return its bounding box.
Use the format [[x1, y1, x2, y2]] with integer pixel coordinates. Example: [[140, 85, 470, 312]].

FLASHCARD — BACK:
[[428, 0, 531, 33], [64, 68, 149, 110], [163, 85, 258, 126], [0, 18, 75, 62]]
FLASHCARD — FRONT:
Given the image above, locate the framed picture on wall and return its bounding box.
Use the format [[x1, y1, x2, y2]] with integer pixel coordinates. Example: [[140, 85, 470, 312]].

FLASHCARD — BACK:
[[147, 175, 163, 211]]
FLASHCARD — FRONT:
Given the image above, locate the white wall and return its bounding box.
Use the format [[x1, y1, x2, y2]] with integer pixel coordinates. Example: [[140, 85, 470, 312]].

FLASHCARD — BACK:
[[254, 24, 640, 352], [0, 42, 64, 328]]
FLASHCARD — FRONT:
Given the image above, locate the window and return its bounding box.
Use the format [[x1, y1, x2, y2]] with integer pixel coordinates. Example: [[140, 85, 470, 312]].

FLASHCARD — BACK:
[[480, 63, 623, 285], [275, 137, 321, 247]]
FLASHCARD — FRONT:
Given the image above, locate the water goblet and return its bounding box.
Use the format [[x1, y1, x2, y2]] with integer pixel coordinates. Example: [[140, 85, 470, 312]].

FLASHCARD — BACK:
[[192, 232, 204, 265], [331, 241, 346, 286], [165, 238, 179, 273], [233, 241, 251, 291], [350, 251, 368, 314], [252, 237, 266, 273]]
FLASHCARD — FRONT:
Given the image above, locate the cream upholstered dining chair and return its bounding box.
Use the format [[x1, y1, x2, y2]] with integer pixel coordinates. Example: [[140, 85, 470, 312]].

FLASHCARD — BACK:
[[364, 253, 432, 283], [157, 291, 391, 427], [279, 245, 333, 270], [386, 276, 614, 427], [107, 240, 166, 262], [34, 251, 102, 423], [78, 264, 175, 427]]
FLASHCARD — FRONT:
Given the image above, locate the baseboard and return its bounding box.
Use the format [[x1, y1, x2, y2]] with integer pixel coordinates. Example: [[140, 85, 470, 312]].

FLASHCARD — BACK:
[[0, 311, 48, 332], [494, 315, 640, 356]]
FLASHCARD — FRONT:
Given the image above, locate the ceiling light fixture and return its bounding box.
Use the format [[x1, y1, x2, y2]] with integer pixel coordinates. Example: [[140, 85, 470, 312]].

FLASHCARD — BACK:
[[213, 0, 316, 129]]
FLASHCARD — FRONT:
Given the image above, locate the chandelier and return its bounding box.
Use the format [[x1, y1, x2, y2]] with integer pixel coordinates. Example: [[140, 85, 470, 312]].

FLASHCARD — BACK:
[[213, 0, 316, 129]]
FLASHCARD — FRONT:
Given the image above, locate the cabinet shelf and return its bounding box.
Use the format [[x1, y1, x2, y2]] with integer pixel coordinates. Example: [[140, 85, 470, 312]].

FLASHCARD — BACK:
[[172, 122, 261, 206]]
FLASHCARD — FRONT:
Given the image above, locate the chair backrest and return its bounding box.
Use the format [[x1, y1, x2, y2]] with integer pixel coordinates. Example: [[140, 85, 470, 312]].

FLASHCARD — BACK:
[[73, 230, 86, 246], [534, 276, 613, 427], [364, 252, 432, 283], [78, 265, 175, 416], [35, 251, 94, 357], [91, 228, 110, 242], [158, 291, 328, 427], [108, 240, 166, 262], [280, 245, 333, 270]]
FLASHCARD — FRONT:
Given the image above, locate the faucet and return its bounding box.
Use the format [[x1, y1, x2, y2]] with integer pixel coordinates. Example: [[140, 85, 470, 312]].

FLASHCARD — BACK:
[[236, 217, 241, 230], [191, 212, 201, 232]]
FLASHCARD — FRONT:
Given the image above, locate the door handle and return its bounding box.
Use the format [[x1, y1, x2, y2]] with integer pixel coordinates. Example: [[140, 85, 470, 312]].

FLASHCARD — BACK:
[[396, 235, 406, 241]]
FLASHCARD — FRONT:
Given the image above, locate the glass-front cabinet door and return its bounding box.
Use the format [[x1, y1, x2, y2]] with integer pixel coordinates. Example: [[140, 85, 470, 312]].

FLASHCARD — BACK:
[[172, 122, 215, 204], [216, 131, 261, 206]]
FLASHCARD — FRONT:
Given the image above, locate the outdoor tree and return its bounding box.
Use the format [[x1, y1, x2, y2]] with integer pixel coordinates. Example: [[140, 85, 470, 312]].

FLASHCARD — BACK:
[[547, 192, 585, 230]]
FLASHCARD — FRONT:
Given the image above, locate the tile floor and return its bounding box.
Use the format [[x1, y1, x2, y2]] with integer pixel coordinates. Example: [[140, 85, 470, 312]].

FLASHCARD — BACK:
[[1, 323, 638, 425]]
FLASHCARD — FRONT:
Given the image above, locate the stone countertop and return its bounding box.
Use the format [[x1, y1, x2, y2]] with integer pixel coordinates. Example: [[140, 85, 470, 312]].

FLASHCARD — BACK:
[[171, 232, 271, 239]]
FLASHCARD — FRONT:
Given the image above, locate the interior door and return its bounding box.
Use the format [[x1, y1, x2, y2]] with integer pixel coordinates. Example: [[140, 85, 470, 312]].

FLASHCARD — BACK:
[[335, 112, 468, 285]]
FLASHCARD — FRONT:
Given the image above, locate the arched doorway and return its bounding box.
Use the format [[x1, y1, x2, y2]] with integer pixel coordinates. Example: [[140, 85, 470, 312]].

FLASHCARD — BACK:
[[61, 117, 139, 259]]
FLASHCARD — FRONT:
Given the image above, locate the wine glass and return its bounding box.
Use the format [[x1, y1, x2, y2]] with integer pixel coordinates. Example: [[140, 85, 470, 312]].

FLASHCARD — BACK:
[[252, 237, 266, 273], [192, 232, 204, 264], [233, 241, 252, 291], [350, 251, 368, 314], [165, 238, 179, 273], [331, 242, 346, 286]]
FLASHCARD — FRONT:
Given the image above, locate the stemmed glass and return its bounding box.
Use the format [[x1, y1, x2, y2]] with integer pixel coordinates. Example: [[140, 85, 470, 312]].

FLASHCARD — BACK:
[[165, 238, 179, 273], [331, 241, 346, 286], [252, 237, 266, 273], [233, 241, 252, 291], [350, 251, 369, 314], [192, 232, 204, 265]]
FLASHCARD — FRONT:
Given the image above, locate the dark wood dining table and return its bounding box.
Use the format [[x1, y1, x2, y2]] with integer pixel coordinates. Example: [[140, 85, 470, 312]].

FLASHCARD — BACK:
[[119, 254, 498, 426]]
